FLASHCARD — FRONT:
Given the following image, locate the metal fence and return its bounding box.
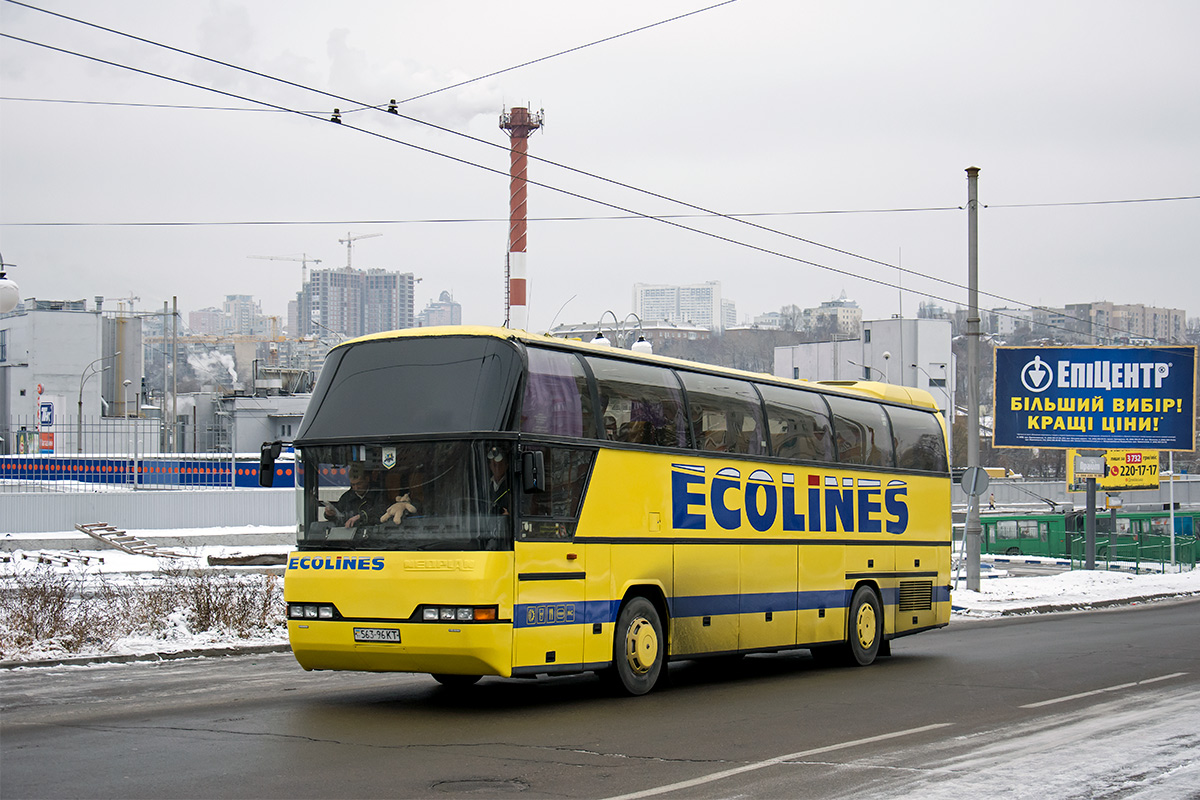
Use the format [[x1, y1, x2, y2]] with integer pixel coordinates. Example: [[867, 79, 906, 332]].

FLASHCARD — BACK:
[[0, 414, 292, 494]]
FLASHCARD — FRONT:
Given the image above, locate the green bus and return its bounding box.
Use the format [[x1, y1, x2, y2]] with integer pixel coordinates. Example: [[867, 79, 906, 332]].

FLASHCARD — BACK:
[[980, 508, 1198, 567]]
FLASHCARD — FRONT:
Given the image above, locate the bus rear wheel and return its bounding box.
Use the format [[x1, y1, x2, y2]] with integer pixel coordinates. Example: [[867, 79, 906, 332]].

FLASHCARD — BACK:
[[432, 673, 481, 688], [610, 597, 665, 696], [847, 586, 882, 666]]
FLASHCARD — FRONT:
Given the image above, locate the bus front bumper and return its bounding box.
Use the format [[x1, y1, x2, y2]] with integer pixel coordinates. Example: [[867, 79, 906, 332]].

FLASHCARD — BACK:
[[288, 620, 514, 677]]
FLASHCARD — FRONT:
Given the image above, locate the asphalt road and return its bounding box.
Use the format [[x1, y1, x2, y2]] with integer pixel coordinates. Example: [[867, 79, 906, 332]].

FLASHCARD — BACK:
[[3, 598, 1198, 799]]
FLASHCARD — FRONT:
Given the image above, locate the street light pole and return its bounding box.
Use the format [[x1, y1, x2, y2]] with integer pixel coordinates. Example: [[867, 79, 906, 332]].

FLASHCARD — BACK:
[[965, 166, 982, 591], [77, 351, 120, 454]]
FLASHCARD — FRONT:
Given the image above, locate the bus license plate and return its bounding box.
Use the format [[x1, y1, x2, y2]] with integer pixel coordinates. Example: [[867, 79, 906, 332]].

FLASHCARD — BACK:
[[354, 628, 400, 643]]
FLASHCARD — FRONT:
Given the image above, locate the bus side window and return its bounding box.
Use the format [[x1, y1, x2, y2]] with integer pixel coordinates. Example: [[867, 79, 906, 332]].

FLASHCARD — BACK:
[[521, 347, 595, 438], [825, 394, 895, 468], [759, 384, 834, 463], [678, 372, 765, 456], [519, 447, 596, 540], [886, 405, 949, 473], [585, 356, 689, 449]]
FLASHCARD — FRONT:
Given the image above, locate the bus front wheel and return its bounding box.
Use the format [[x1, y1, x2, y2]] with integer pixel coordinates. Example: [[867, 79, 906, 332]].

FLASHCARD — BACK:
[[847, 586, 882, 667], [610, 597, 665, 695]]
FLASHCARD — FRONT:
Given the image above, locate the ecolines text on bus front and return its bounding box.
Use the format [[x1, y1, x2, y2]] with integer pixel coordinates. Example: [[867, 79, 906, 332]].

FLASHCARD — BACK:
[[671, 464, 909, 534]]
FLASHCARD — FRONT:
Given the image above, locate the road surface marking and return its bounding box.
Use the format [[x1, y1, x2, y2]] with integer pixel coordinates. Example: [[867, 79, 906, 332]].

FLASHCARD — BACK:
[[1020, 672, 1189, 709], [600, 722, 954, 800]]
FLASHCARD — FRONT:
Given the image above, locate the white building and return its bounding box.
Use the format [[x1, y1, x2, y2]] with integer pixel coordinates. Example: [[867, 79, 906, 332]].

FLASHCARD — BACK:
[[1, 298, 143, 454], [774, 317, 954, 453], [633, 281, 731, 333]]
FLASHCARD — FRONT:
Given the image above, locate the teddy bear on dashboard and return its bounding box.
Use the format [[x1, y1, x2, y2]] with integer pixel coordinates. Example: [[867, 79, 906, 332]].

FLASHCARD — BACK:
[[380, 493, 417, 523]]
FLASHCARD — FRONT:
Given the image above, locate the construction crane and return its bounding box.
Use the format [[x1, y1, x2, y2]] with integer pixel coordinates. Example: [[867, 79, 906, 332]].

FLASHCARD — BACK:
[[337, 232, 381, 269], [248, 253, 322, 285]]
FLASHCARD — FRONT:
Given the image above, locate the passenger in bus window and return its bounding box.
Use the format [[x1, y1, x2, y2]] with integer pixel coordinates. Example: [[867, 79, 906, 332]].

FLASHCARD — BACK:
[[487, 446, 511, 515], [324, 464, 383, 527]]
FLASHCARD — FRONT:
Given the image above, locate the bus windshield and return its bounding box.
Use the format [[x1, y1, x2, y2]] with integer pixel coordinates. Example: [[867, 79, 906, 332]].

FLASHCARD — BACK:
[[296, 440, 513, 552]]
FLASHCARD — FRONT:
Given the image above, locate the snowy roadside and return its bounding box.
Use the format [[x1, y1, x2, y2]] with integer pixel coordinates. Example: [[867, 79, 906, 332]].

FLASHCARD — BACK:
[[2, 526, 1199, 668]]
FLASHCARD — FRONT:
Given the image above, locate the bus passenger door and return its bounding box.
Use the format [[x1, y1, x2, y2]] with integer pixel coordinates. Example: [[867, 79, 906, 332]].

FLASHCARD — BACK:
[[513, 539, 586, 672]]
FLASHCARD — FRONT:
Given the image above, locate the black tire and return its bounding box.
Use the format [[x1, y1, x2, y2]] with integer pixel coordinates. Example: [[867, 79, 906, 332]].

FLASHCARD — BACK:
[[610, 597, 665, 695], [846, 585, 882, 667], [1005, 547, 1021, 556], [431, 673, 481, 688]]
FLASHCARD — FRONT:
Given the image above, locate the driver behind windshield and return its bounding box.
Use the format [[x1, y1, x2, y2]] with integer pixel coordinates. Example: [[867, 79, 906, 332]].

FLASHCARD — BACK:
[[324, 464, 384, 528]]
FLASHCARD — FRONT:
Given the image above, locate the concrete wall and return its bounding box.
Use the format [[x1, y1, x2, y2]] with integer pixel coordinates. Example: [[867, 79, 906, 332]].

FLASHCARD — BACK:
[[2, 488, 296, 534]]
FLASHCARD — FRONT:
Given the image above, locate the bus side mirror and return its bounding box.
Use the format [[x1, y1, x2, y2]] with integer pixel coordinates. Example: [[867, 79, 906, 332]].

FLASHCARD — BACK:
[[259, 440, 282, 487], [522, 450, 545, 493]]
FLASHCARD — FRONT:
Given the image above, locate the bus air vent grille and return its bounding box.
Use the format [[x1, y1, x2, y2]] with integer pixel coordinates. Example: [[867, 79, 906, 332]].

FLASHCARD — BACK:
[[898, 581, 933, 612]]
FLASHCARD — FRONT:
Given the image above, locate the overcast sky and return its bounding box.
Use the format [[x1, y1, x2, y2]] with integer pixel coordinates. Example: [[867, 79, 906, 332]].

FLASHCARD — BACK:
[[2, 1, 1198, 334]]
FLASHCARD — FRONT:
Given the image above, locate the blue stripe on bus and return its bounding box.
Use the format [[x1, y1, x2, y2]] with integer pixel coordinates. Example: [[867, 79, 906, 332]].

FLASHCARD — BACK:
[[513, 585, 949, 629]]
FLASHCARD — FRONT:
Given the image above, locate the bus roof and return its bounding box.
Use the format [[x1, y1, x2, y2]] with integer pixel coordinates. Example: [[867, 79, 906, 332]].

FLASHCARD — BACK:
[[338, 325, 942, 413]]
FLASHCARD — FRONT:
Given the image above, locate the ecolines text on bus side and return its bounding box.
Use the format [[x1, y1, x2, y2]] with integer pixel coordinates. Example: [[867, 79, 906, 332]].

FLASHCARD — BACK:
[[671, 464, 909, 534]]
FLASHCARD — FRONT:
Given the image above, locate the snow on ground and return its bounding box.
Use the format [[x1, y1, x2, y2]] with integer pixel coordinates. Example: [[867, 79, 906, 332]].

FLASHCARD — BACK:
[[2, 527, 1199, 665]]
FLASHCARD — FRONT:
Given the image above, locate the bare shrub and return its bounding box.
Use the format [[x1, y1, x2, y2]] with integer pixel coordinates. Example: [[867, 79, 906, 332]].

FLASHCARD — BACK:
[[0, 562, 284, 660], [0, 565, 118, 655]]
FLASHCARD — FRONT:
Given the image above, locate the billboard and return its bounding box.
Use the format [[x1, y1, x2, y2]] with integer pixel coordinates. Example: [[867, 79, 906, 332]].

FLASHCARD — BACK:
[[1066, 449, 1160, 492], [993, 346, 1196, 450]]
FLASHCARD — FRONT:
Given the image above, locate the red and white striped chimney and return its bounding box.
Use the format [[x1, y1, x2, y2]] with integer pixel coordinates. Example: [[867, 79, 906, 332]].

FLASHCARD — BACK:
[[499, 106, 543, 330]]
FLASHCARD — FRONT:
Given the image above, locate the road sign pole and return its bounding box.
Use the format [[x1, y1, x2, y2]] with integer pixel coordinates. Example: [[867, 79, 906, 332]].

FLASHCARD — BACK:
[[1085, 476, 1096, 569]]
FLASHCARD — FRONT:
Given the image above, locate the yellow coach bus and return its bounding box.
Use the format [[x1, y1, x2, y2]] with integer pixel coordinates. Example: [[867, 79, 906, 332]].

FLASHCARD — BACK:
[[274, 326, 951, 695]]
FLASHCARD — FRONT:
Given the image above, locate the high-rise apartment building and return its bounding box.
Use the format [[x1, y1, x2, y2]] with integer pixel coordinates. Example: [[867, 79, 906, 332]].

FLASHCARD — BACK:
[[223, 295, 259, 336], [297, 267, 415, 340], [633, 281, 731, 332]]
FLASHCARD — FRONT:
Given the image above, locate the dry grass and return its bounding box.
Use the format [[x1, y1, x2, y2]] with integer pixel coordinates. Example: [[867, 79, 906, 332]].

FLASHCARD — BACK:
[[0, 563, 284, 661]]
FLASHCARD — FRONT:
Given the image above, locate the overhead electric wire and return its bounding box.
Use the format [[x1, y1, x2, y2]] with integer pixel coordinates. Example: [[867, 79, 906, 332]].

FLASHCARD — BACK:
[[12, 1, 1192, 348], [6, 0, 1190, 346], [2, 13, 1190, 346], [4, 1, 988, 299], [0, 31, 997, 326], [0, 30, 1178, 347]]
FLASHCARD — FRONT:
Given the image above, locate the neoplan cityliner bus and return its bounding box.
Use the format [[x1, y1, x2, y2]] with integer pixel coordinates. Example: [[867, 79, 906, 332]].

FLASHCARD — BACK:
[[270, 326, 952, 695]]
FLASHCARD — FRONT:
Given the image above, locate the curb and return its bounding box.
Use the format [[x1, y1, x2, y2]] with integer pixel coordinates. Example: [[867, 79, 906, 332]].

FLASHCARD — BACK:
[[952, 589, 1200, 617], [0, 643, 291, 671]]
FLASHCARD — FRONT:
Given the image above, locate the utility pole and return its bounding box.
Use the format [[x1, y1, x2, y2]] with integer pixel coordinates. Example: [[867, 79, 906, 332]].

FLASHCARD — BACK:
[[965, 167, 982, 591], [171, 296, 178, 454]]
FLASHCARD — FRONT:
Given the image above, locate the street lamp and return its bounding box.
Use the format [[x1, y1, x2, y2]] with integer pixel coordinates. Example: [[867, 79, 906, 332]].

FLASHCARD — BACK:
[[78, 351, 120, 454], [593, 310, 652, 353], [847, 360, 885, 381], [910, 363, 951, 409]]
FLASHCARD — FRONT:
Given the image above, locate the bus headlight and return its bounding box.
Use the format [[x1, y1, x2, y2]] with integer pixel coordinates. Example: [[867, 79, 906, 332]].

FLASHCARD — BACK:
[[288, 603, 338, 620], [419, 605, 498, 622]]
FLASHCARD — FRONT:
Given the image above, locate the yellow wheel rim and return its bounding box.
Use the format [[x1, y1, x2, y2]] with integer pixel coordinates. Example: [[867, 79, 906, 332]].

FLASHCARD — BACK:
[[855, 602, 877, 650], [625, 617, 659, 675]]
